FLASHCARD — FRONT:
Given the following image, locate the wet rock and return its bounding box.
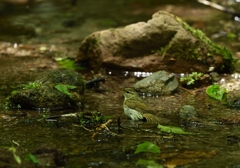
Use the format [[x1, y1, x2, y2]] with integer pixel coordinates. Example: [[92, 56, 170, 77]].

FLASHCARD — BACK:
[[6, 70, 85, 110], [179, 105, 197, 119], [133, 70, 178, 95], [76, 11, 235, 73]]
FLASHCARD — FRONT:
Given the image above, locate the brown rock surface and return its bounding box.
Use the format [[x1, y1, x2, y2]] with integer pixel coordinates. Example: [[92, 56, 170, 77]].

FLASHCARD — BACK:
[[76, 11, 234, 73]]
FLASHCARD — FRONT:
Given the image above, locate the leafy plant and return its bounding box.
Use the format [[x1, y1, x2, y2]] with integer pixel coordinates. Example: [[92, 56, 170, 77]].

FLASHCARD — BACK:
[[7, 148, 39, 165], [22, 82, 41, 89], [134, 142, 162, 168], [180, 72, 204, 85], [8, 146, 21, 164], [157, 124, 192, 135], [136, 159, 163, 168], [54, 84, 77, 96], [134, 141, 160, 154], [227, 32, 237, 41], [77, 111, 112, 126], [26, 153, 39, 164], [206, 84, 227, 101], [56, 58, 84, 70]]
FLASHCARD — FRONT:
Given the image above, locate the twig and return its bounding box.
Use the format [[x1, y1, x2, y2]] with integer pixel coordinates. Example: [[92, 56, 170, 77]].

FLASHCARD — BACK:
[[92, 119, 117, 140], [72, 124, 93, 132], [85, 76, 105, 88], [73, 119, 117, 140], [12, 140, 20, 147], [198, 0, 240, 17]]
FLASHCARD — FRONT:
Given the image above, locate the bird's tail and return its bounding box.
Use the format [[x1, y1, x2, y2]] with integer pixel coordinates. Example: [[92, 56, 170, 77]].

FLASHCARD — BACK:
[[143, 113, 162, 124]]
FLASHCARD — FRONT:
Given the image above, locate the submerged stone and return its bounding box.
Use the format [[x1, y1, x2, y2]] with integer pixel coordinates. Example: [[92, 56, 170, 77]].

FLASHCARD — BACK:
[[179, 105, 197, 119], [134, 70, 178, 95], [76, 11, 235, 73], [6, 70, 85, 110]]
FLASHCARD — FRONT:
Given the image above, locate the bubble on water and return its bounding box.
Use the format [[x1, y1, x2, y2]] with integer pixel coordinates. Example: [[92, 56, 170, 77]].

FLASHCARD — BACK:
[[220, 78, 226, 84], [180, 73, 185, 78], [134, 71, 140, 77], [147, 93, 152, 97], [13, 43, 18, 48], [124, 71, 128, 76], [232, 73, 240, 79], [133, 71, 152, 78]]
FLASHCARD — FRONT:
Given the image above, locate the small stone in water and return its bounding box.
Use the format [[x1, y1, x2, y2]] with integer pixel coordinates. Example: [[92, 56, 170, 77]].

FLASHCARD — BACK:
[[179, 105, 197, 119]]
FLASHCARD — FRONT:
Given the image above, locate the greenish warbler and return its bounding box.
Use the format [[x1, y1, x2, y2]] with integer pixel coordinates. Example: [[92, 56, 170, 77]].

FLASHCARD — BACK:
[[123, 88, 161, 124]]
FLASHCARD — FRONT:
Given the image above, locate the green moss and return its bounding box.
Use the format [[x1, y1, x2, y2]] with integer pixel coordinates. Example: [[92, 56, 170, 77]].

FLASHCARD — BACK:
[[87, 35, 101, 50], [22, 82, 41, 89], [152, 45, 168, 55], [175, 16, 236, 71]]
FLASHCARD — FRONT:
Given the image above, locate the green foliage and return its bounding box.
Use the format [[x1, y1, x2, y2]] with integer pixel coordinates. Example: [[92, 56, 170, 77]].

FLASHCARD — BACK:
[[227, 32, 237, 40], [134, 141, 160, 154], [136, 159, 163, 168], [56, 58, 84, 70], [11, 90, 19, 96], [206, 84, 227, 101], [157, 124, 192, 135], [54, 84, 77, 96], [3, 145, 39, 165], [26, 153, 39, 164], [8, 146, 21, 164], [22, 82, 41, 89], [77, 111, 112, 126], [152, 45, 169, 56], [180, 72, 204, 85]]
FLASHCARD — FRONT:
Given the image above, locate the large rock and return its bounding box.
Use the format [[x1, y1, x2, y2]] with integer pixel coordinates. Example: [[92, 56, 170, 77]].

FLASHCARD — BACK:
[[5, 70, 85, 110], [76, 11, 235, 73]]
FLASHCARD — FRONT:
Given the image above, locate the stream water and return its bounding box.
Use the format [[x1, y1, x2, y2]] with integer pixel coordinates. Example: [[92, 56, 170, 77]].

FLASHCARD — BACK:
[[1, 0, 240, 167]]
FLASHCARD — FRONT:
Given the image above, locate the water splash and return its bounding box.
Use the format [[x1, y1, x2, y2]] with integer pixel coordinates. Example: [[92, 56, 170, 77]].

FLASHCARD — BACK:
[[219, 73, 240, 91]]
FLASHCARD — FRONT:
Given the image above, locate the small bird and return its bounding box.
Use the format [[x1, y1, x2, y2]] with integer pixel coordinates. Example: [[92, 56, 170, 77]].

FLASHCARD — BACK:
[[123, 87, 161, 124]]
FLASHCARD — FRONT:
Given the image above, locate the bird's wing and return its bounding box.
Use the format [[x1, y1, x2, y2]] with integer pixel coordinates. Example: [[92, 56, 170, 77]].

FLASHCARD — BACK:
[[132, 98, 151, 112], [143, 113, 161, 124]]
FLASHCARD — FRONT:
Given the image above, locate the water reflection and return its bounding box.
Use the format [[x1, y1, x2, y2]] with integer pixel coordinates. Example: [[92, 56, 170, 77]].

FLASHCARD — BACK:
[[107, 70, 153, 78]]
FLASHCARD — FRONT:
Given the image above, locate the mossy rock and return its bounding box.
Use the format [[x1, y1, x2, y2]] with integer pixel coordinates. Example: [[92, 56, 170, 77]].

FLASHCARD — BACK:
[[76, 11, 235, 73], [5, 70, 85, 110]]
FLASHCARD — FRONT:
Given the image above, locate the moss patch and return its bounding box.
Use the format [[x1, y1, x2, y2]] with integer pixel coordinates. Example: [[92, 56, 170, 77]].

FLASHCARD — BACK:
[[175, 16, 236, 71]]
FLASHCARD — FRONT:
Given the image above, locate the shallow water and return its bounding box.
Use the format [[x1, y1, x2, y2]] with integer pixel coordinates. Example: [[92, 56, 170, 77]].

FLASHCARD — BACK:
[[1, 65, 240, 167], [1, 0, 240, 167]]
